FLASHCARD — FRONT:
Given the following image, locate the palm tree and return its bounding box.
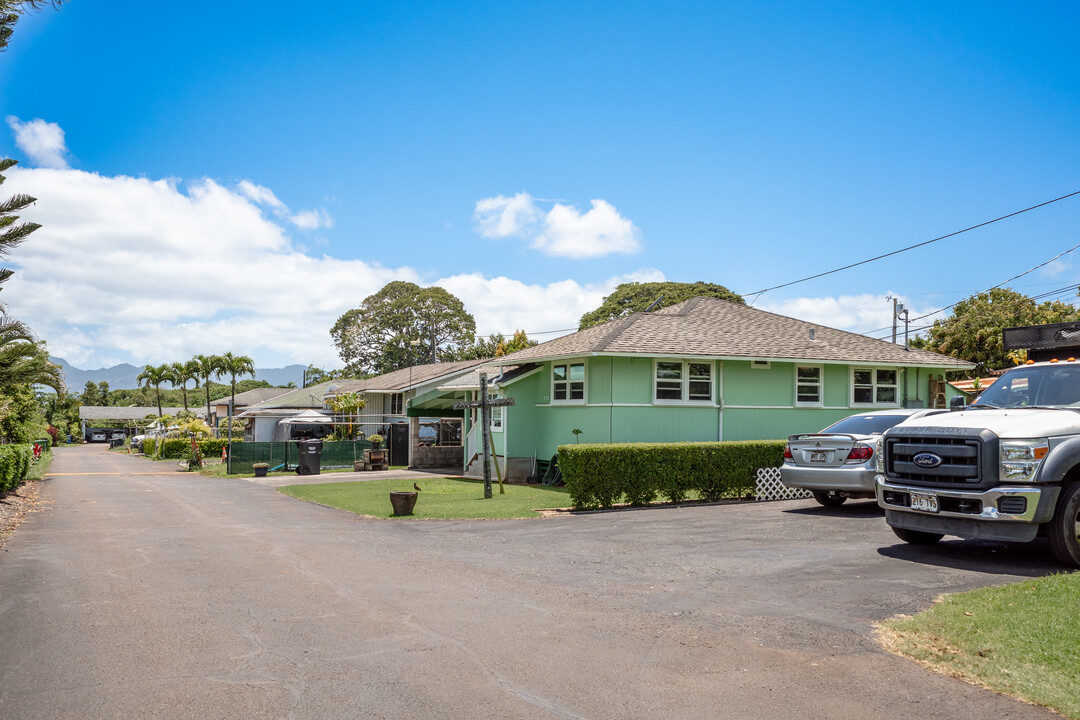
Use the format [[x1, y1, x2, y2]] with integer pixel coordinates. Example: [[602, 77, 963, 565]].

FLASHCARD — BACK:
[[136, 363, 170, 417], [216, 352, 255, 441], [0, 318, 63, 392], [193, 354, 222, 421], [170, 359, 199, 412]]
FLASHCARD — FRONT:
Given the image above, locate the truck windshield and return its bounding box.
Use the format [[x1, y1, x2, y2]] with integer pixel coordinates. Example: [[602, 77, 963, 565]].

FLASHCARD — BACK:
[[972, 364, 1080, 409]]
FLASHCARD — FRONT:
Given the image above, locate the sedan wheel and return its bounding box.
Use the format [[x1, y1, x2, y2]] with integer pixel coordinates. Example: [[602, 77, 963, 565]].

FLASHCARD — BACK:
[[812, 491, 847, 507]]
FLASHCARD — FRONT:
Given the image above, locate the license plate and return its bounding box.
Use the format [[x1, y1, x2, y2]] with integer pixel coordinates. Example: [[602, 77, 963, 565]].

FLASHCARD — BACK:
[[910, 492, 939, 513], [810, 451, 827, 463]]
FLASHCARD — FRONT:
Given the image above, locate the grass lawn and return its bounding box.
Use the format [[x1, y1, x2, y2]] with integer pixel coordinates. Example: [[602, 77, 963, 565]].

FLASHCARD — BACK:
[[278, 477, 571, 519], [878, 572, 1080, 718]]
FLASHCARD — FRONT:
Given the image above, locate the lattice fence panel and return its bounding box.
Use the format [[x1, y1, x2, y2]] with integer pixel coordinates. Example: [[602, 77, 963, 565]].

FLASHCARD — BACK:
[[755, 466, 811, 502]]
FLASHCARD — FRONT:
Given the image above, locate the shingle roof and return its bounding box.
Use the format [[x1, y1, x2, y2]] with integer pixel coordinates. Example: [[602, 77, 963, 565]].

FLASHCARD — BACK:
[[209, 387, 291, 408], [497, 297, 972, 368], [330, 359, 489, 394], [437, 364, 540, 390]]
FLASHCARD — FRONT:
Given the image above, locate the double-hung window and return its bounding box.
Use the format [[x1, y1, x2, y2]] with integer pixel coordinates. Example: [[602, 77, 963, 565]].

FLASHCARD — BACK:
[[796, 366, 822, 405], [853, 368, 898, 405], [654, 360, 713, 403], [489, 392, 503, 431], [552, 361, 586, 403], [390, 393, 403, 415]]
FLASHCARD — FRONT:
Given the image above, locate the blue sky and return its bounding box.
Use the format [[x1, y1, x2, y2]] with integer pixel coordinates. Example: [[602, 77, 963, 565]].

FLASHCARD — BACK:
[[2, 1, 1079, 370]]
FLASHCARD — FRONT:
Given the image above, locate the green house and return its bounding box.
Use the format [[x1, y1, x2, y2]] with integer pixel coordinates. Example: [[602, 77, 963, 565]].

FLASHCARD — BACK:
[[410, 297, 973, 481]]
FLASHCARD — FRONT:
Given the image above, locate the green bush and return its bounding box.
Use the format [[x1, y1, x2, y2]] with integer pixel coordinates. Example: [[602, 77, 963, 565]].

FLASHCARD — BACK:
[[558, 440, 786, 510], [144, 437, 239, 460], [0, 444, 34, 494]]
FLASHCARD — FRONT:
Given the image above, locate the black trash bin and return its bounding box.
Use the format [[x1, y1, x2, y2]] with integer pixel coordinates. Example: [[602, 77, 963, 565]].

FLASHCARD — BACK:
[[295, 438, 323, 475]]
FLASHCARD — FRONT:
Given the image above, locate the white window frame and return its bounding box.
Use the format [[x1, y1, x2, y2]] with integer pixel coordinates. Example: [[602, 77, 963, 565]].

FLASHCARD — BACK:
[[390, 393, 404, 416], [795, 365, 823, 406], [653, 360, 714, 405], [489, 392, 503, 432], [851, 367, 900, 406], [551, 361, 587, 404]]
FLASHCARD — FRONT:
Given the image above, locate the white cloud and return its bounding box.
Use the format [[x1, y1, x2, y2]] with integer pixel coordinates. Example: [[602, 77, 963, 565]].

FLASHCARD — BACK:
[[474, 192, 543, 238], [1, 165, 662, 373], [237, 178, 332, 230], [474, 192, 641, 259], [6, 116, 69, 169], [756, 293, 947, 340]]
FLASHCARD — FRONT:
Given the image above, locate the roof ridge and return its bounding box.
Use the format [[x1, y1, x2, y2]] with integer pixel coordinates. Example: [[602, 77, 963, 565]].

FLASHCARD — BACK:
[[593, 314, 642, 352]]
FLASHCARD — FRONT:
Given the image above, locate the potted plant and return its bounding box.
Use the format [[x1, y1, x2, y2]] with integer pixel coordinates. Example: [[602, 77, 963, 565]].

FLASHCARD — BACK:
[[252, 462, 270, 477], [368, 434, 384, 450]]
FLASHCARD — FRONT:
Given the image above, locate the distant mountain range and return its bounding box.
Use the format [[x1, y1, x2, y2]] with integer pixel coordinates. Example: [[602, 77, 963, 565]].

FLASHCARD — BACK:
[[50, 357, 308, 390]]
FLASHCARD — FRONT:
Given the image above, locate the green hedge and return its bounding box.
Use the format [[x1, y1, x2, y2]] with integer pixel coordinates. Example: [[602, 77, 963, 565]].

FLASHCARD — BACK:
[[145, 437, 240, 460], [0, 444, 33, 494], [558, 440, 786, 510]]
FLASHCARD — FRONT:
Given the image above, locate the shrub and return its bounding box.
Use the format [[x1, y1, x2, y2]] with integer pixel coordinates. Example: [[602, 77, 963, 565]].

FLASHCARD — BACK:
[[559, 440, 786, 510], [146, 437, 239, 460], [0, 444, 34, 493]]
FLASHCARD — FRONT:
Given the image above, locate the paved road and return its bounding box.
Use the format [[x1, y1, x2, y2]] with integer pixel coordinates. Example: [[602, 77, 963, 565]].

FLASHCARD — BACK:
[[0, 445, 1061, 719]]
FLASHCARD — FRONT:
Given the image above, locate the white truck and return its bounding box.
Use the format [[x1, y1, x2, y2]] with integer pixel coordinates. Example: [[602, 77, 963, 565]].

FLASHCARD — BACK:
[[876, 359, 1080, 568]]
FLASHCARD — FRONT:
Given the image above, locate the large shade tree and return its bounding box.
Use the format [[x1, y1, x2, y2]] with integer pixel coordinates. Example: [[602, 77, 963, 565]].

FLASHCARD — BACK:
[[911, 287, 1080, 375], [578, 281, 744, 330], [331, 281, 476, 376]]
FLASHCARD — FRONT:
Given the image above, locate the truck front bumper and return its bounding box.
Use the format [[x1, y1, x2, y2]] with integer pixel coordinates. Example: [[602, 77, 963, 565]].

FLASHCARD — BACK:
[[876, 476, 1060, 543]]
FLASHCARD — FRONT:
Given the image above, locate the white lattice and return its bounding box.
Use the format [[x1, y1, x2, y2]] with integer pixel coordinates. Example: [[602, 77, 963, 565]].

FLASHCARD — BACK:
[[755, 466, 811, 502]]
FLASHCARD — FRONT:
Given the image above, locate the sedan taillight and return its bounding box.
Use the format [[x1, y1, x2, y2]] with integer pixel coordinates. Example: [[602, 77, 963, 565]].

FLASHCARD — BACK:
[[846, 443, 873, 462], [783, 443, 793, 460]]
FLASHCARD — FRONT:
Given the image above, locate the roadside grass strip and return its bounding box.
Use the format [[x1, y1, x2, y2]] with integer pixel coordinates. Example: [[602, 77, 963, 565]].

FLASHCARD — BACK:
[[278, 477, 571, 519], [878, 572, 1080, 719]]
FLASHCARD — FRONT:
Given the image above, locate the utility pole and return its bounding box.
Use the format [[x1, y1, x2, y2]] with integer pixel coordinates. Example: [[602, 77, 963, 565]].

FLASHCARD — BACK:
[[889, 296, 898, 344]]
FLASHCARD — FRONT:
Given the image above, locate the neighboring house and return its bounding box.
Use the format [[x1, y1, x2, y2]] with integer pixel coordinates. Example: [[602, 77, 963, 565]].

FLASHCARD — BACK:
[[409, 297, 974, 481], [947, 377, 999, 404], [238, 360, 486, 462], [208, 387, 292, 426]]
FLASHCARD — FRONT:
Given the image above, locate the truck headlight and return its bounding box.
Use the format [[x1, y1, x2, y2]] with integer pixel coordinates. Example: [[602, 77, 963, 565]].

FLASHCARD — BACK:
[[999, 439, 1049, 483], [875, 437, 885, 473]]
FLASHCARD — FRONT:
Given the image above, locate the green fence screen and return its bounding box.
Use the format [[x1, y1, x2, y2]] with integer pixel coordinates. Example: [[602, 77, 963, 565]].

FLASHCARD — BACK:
[[227, 440, 375, 474]]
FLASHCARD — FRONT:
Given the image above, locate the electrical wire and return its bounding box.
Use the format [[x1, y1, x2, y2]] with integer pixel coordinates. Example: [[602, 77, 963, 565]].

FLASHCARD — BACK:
[[741, 189, 1080, 303]]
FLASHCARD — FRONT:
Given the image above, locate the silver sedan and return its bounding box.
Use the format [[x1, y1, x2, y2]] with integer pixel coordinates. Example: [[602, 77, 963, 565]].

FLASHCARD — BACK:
[[781, 408, 948, 507]]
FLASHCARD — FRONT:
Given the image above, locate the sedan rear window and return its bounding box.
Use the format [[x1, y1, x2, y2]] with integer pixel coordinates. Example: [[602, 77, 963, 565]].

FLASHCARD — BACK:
[[821, 415, 908, 435]]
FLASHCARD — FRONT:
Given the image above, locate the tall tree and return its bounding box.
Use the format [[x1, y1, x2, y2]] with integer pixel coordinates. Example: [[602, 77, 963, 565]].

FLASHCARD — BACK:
[[0, 319, 62, 391], [578, 281, 744, 330], [80, 380, 102, 406], [216, 352, 255, 439], [136, 364, 171, 417], [194, 354, 222, 420], [170, 359, 199, 411], [331, 281, 476, 375], [911, 287, 1080, 375], [0, 159, 40, 300]]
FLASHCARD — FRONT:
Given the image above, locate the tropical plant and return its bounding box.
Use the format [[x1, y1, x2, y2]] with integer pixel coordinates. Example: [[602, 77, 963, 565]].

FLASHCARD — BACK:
[[0, 1, 66, 52], [136, 363, 171, 417], [216, 352, 255, 441], [193, 354, 223, 420], [0, 319, 62, 392], [169, 359, 200, 411], [326, 391, 366, 440]]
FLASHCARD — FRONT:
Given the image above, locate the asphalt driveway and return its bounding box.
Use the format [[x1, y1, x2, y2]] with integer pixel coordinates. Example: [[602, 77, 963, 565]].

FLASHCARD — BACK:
[[0, 445, 1061, 719]]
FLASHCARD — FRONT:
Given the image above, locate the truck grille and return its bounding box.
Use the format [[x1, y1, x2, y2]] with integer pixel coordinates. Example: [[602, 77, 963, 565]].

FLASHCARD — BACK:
[[885, 432, 991, 487]]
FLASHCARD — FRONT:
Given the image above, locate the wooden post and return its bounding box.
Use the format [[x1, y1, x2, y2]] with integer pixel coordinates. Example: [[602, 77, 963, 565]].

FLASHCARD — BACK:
[[479, 373, 492, 499]]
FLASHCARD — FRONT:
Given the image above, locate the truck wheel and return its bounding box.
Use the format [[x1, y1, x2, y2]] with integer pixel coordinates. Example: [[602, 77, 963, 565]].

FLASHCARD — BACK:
[[812, 491, 847, 507], [892, 527, 943, 545], [1048, 483, 1080, 569]]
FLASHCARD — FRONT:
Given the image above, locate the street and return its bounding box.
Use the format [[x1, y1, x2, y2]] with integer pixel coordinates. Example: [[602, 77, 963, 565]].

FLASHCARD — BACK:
[[0, 445, 1060, 719]]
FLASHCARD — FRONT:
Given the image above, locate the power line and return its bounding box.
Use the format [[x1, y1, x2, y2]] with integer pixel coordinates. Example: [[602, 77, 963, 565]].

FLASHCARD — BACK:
[[742, 188, 1080, 302]]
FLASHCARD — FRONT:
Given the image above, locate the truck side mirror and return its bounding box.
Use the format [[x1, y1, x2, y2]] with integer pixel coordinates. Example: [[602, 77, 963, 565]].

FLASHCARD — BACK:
[[950, 395, 966, 411]]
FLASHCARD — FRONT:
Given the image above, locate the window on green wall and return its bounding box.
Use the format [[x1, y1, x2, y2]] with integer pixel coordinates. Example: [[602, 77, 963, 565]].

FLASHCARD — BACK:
[[488, 392, 503, 430], [552, 361, 586, 403], [796, 365, 822, 405], [654, 360, 713, 403], [852, 368, 899, 405]]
